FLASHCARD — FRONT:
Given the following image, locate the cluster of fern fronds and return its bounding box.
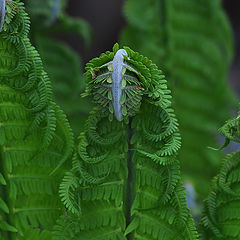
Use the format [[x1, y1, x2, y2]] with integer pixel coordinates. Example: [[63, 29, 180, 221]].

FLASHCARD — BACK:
[[1, 1, 239, 240], [0, 1, 73, 239]]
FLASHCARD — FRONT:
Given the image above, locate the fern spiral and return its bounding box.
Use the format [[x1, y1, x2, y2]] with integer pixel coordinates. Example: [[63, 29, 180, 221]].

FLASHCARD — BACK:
[[56, 44, 198, 240], [199, 111, 240, 239], [0, 1, 73, 239]]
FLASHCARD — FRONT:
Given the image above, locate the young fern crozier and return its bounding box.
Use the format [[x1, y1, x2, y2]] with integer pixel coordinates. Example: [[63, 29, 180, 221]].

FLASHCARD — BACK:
[[199, 111, 240, 239], [0, 1, 73, 239], [56, 44, 198, 240]]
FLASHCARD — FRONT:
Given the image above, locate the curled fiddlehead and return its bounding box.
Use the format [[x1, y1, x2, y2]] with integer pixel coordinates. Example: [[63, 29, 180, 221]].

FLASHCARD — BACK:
[[56, 44, 198, 240], [199, 111, 240, 240]]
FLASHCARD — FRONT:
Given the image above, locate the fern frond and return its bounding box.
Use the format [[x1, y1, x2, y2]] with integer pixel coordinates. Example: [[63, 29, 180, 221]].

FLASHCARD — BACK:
[[131, 101, 197, 239], [199, 111, 240, 239], [18, 228, 53, 240], [34, 34, 92, 135], [199, 151, 240, 239], [22, 0, 92, 136], [57, 106, 128, 238], [0, 1, 73, 238], [56, 44, 198, 239], [59, 170, 80, 215], [54, 211, 127, 240]]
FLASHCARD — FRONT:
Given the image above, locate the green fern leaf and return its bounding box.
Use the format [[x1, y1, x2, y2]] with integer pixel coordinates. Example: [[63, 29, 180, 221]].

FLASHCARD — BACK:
[[18, 228, 53, 240], [0, 1, 74, 238]]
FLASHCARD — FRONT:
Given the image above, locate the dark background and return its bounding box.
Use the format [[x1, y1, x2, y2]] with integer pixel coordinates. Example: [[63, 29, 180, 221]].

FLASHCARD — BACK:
[[64, 0, 240, 97]]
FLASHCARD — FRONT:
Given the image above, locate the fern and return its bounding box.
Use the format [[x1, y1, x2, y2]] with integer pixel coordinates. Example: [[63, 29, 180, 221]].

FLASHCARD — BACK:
[[34, 34, 93, 135], [199, 110, 240, 239], [0, 1, 74, 238], [55, 44, 198, 239], [23, 0, 92, 135], [121, 0, 236, 198]]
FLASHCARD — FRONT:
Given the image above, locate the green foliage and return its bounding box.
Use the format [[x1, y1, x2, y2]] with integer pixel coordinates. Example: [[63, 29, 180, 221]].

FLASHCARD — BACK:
[[17, 229, 52, 240], [23, 0, 92, 136], [55, 44, 198, 239], [121, 0, 236, 198], [199, 111, 240, 239], [23, 0, 91, 43], [0, 1, 238, 239], [23, 0, 66, 25], [34, 34, 92, 135], [0, 1, 73, 239]]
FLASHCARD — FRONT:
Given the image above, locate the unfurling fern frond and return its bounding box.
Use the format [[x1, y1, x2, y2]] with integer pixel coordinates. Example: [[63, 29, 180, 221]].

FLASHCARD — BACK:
[[55, 44, 198, 240], [218, 114, 240, 144], [199, 111, 240, 240], [0, 1, 73, 239], [121, 0, 236, 199]]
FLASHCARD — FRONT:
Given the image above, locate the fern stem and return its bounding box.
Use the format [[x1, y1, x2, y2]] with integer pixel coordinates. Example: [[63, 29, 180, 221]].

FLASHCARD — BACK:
[[126, 118, 134, 231]]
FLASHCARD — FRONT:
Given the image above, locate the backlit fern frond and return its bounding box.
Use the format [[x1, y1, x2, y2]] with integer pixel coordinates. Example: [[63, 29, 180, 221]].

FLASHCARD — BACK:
[[121, 0, 236, 198], [0, 1, 73, 239], [55, 44, 198, 239], [199, 111, 240, 239]]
